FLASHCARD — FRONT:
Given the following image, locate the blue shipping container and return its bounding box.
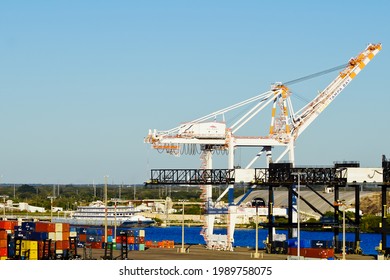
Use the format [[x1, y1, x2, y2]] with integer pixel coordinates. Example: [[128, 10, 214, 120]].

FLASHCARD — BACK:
[[287, 238, 312, 248]]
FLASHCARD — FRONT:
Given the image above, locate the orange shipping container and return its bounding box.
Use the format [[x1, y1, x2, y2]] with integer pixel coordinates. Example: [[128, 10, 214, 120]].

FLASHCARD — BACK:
[[62, 223, 70, 232], [0, 240, 7, 248], [62, 231, 70, 241], [127, 236, 135, 244], [0, 230, 7, 240], [56, 240, 64, 250]]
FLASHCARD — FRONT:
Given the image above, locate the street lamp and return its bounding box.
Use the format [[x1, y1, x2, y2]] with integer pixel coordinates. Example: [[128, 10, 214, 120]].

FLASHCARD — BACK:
[[179, 199, 188, 253], [111, 198, 121, 245], [291, 172, 301, 259], [47, 196, 56, 222], [335, 200, 347, 260], [251, 197, 263, 258], [104, 175, 109, 246]]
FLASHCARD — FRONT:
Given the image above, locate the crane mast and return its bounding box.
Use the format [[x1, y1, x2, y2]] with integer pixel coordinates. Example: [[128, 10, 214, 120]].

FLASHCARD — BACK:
[[144, 43, 381, 251]]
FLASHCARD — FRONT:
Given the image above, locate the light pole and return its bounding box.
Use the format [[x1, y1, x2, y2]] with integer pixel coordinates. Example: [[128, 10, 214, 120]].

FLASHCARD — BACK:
[[1, 195, 9, 220], [297, 173, 301, 259], [104, 175, 109, 245], [111, 198, 120, 245], [47, 196, 56, 222], [251, 197, 262, 258], [291, 172, 301, 259], [335, 200, 347, 260], [179, 200, 188, 253]]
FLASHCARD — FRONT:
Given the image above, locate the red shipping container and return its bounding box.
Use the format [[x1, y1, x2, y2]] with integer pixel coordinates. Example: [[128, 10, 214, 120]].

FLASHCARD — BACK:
[[0, 247, 7, 257], [0, 221, 17, 231], [47, 223, 56, 232], [62, 240, 70, 250], [35, 222, 48, 232], [91, 242, 102, 249], [139, 237, 145, 244], [288, 247, 334, 259], [107, 228, 113, 236], [79, 234, 87, 242]]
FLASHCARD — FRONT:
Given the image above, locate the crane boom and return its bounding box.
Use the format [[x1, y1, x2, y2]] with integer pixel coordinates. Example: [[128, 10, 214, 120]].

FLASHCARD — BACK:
[[290, 43, 382, 139]]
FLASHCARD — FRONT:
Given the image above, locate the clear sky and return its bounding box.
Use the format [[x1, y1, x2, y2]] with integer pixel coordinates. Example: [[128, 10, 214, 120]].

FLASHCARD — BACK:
[[0, 0, 389, 184]]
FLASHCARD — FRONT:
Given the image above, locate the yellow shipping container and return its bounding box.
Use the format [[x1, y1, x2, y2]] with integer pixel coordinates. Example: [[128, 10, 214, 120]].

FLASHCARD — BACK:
[[0, 256, 7, 260], [22, 240, 38, 251], [29, 250, 38, 260]]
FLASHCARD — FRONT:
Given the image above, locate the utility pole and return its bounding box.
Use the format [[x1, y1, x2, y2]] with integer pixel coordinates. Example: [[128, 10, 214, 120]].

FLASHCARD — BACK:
[[47, 196, 56, 222], [104, 175, 109, 244]]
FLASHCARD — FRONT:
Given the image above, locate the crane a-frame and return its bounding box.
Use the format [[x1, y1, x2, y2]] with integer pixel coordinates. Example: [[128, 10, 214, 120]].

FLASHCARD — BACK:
[[145, 43, 381, 250]]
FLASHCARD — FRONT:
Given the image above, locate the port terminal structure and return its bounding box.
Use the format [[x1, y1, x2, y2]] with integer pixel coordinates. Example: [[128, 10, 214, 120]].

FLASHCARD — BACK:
[[148, 156, 390, 254], [144, 43, 382, 251]]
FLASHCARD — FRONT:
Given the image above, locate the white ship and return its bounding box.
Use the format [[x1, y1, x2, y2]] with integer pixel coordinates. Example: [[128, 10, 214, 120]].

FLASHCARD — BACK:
[[53, 200, 155, 227]]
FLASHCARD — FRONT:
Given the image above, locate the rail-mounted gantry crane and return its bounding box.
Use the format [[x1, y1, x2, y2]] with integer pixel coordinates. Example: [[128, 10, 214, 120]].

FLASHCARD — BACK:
[[145, 43, 382, 250]]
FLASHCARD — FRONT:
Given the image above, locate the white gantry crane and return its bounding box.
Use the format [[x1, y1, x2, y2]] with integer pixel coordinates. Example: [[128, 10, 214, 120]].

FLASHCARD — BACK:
[[145, 43, 382, 250]]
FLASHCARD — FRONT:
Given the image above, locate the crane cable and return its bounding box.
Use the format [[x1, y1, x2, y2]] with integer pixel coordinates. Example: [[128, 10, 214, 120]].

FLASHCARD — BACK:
[[283, 63, 348, 86]]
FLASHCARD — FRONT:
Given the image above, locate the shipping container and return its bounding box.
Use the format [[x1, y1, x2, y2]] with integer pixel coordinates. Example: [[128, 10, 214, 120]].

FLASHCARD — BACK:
[[22, 240, 38, 250], [35, 222, 49, 232], [0, 247, 7, 257], [21, 222, 36, 231], [288, 247, 335, 259], [0, 240, 7, 248], [29, 250, 38, 260], [48, 232, 56, 240], [29, 232, 49, 241], [287, 238, 312, 248], [127, 236, 135, 244], [91, 242, 102, 249], [0, 221, 18, 231], [0, 230, 8, 240], [79, 234, 87, 242], [55, 231, 63, 241]]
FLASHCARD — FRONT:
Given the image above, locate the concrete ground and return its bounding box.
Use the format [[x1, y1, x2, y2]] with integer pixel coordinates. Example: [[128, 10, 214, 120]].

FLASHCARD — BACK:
[[87, 245, 376, 260]]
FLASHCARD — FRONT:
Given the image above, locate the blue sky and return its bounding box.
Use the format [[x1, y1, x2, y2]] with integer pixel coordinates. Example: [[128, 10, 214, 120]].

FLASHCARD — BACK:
[[0, 0, 389, 184]]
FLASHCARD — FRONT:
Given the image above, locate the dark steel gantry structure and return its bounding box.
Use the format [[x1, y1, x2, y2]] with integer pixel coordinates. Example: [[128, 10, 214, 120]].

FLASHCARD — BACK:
[[148, 156, 390, 254]]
